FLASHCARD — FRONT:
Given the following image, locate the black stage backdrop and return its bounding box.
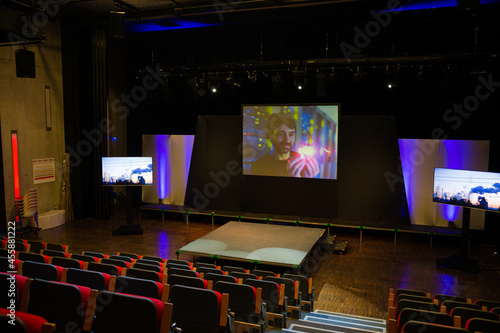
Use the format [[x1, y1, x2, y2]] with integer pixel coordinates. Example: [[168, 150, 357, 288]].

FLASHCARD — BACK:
[[185, 115, 409, 227]]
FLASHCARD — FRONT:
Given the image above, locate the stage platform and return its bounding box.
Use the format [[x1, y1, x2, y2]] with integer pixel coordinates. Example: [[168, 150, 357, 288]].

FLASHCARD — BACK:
[[178, 221, 325, 268]]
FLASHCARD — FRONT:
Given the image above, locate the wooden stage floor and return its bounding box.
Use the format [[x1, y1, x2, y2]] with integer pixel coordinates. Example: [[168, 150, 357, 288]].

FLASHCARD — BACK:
[[22, 208, 500, 320], [179, 221, 325, 268]]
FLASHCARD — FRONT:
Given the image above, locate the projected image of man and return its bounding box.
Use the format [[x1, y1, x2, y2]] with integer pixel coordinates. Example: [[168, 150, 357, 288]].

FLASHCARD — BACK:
[[251, 112, 319, 178]]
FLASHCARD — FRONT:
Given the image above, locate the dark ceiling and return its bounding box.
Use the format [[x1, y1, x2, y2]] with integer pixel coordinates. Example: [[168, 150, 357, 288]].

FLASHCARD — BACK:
[[2, 0, 499, 75]]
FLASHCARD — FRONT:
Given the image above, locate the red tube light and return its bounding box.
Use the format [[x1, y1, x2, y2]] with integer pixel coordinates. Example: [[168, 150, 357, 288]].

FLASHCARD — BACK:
[[11, 130, 20, 198]]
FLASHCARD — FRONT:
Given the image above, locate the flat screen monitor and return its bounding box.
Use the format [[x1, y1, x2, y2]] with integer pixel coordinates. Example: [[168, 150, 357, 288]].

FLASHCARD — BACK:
[[242, 104, 339, 179], [102, 157, 153, 186], [433, 167, 500, 212]]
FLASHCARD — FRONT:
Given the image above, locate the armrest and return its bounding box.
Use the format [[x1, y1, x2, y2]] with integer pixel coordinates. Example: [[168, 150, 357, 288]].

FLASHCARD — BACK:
[[255, 287, 262, 314], [83, 289, 98, 331], [159, 302, 173, 333], [220, 292, 230, 327]]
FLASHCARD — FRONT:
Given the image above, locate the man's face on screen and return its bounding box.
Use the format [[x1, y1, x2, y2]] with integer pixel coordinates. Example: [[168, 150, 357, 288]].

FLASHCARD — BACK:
[[272, 124, 295, 156]]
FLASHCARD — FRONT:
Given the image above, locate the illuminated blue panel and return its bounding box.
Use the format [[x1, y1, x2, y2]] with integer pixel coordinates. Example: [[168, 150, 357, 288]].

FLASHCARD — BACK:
[[156, 135, 170, 200], [127, 20, 216, 33], [440, 140, 479, 221], [387, 0, 499, 11], [399, 139, 421, 219]]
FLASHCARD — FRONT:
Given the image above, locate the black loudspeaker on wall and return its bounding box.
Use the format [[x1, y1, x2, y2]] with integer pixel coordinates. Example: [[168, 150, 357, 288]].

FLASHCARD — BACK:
[[15, 49, 36, 78], [109, 11, 125, 38]]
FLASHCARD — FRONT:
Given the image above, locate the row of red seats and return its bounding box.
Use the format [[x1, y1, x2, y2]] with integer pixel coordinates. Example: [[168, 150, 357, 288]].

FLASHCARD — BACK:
[[0, 237, 69, 254], [387, 288, 500, 333], [0, 271, 175, 333]]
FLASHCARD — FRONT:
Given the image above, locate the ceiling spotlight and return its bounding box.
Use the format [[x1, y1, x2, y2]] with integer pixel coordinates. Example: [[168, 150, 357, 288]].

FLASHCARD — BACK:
[[207, 79, 219, 93], [385, 64, 399, 89], [294, 77, 307, 90]]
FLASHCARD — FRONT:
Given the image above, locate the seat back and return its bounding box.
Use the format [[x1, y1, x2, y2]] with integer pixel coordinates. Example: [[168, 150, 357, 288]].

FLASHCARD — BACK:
[[442, 300, 481, 314], [265, 276, 297, 305], [88, 262, 119, 276], [117, 252, 139, 260], [213, 281, 257, 323], [133, 262, 161, 273], [231, 271, 258, 282], [27, 241, 46, 254], [169, 284, 222, 333], [465, 317, 500, 333], [93, 291, 159, 333], [246, 278, 282, 314], [126, 267, 162, 282], [166, 259, 190, 267], [66, 268, 108, 291], [18, 252, 47, 264], [475, 299, 500, 311], [402, 320, 470, 333], [70, 254, 97, 263], [193, 262, 217, 270], [83, 251, 106, 259], [204, 273, 238, 285], [21, 261, 59, 281], [395, 289, 427, 300], [51, 257, 82, 269], [14, 241, 28, 252], [433, 294, 468, 307], [101, 258, 128, 268], [167, 274, 207, 289], [166, 262, 191, 271], [396, 299, 439, 318], [222, 265, 246, 274], [197, 266, 224, 276], [451, 307, 499, 327], [0, 257, 20, 273], [0, 272, 27, 310], [396, 294, 432, 305], [252, 269, 277, 279], [492, 307, 500, 315], [115, 276, 159, 299], [397, 308, 453, 333], [0, 308, 54, 333], [142, 255, 165, 263], [109, 255, 133, 263], [0, 313, 29, 333], [136, 258, 162, 267], [46, 243, 67, 253], [282, 273, 311, 301], [27, 279, 86, 332], [167, 267, 198, 278], [42, 249, 67, 258]]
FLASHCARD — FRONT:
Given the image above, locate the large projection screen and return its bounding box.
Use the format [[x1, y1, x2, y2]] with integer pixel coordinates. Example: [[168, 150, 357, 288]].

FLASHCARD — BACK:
[[242, 104, 339, 179]]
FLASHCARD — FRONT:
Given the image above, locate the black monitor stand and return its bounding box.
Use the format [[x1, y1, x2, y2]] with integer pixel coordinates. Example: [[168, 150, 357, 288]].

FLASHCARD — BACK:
[[436, 207, 478, 273], [112, 186, 144, 235]]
